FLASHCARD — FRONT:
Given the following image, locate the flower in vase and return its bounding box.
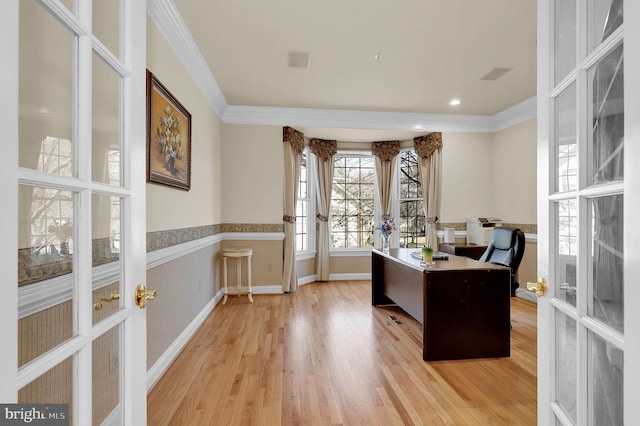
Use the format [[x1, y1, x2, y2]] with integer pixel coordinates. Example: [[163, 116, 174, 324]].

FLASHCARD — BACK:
[[379, 218, 396, 239]]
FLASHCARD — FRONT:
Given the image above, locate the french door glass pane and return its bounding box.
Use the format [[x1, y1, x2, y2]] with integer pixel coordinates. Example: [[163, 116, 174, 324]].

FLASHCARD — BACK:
[[92, 54, 122, 186], [19, 356, 73, 424], [92, 194, 121, 324], [18, 186, 76, 365], [589, 44, 624, 186], [93, 0, 121, 58], [92, 325, 121, 425], [554, 0, 576, 84], [18, 186, 74, 286], [556, 199, 578, 306], [19, 0, 75, 177], [589, 195, 624, 333], [556, 83, 577, 192], [588, 331, 623, 425], [556, 311, 577, 423], [588, 0, 623, 54]]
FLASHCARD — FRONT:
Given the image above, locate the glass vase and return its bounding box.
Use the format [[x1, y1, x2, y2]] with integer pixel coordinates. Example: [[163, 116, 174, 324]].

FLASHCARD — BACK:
[[382, 235, 390, 252]]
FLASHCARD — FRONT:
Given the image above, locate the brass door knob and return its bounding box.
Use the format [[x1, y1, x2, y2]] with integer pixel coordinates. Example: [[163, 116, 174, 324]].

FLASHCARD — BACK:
[[135, 284, 157, 309], [526, 277, 547, 297]]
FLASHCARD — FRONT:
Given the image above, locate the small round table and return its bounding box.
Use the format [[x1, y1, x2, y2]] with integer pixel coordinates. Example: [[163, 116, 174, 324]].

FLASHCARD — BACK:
[[221, 248, 253, 304]]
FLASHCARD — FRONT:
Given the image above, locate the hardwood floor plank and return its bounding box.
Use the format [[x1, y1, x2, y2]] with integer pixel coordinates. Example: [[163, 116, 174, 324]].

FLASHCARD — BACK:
[[148, 281, 537, 425]]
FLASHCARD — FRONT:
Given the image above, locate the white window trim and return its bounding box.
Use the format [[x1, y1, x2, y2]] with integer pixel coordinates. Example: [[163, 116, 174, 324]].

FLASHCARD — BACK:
[[397, 148, 425, 248], [296, 146, 316, 256], [330, 152, 376, 250]]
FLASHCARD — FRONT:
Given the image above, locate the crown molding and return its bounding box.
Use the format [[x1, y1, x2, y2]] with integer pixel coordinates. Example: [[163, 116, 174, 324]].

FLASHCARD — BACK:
[[223, 106, 495, 133], [149, 0, 536, 132], [490, 96, 538, 131], [223, 98, 537, 133], [147, 0, 227, 117]]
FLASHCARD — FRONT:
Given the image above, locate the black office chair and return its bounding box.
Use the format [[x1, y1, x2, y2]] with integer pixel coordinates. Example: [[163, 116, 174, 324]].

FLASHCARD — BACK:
[[479, 227, 525, 297]]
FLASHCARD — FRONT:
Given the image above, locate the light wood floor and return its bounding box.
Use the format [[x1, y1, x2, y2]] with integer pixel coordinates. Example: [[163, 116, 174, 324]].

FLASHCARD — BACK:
[[148, 281, 537, 425]]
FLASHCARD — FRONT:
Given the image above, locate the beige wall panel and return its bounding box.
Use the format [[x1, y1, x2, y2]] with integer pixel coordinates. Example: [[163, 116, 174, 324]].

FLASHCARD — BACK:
[[516, 241, 538, 292], [440, 132, 495, 223], [491, 119, 537, 224], [329, 256, 371, 275], [296, 257, 316, 279], [146, 244, 221, 367], [146, 17, 222, 233], [19, 302, 72, 367], [221, 240, 283, 286], [221, 124, 283, 223]]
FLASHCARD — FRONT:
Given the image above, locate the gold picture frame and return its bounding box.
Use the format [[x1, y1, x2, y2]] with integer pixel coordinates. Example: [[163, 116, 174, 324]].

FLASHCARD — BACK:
[[146, 69, 192, 190]]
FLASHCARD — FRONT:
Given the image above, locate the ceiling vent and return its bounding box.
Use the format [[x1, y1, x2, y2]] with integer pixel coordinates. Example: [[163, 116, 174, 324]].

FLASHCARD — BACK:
[[481, 67, 513, 81], [288, 51, 312, 69]]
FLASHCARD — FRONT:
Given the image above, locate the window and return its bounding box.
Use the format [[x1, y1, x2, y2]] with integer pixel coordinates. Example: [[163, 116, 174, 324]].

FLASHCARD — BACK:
[[296, 149, 310, 252], [330, 155, 375, 248], [37, 136, 72, 176], [398, 150, 425, 248], [29, 137, 74, 256]]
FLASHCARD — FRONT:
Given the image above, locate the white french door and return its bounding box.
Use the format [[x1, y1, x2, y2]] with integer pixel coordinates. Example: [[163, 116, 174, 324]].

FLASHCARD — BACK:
[[537, 0, 640, 424], [1, 0, 148, 425]]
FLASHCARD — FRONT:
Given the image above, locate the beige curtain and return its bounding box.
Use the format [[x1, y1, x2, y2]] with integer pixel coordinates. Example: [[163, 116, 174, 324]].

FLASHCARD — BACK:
[[414, 133, 443, 249], [282, 127, 305, 292], [372, 141, 400, 247], [310, 138, 337, 281]]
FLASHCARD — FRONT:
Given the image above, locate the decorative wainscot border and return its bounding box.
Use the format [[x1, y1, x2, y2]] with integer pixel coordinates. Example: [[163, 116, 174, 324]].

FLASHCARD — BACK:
[[146, 69, 192, 190]]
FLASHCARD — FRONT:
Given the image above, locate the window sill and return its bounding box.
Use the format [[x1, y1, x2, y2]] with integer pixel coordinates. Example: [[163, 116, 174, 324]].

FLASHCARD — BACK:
[[295, 251, 317, 261]]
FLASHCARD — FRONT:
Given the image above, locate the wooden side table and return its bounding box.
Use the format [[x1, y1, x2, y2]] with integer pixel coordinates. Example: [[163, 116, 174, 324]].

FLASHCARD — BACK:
[[221, 248, 253, 304]]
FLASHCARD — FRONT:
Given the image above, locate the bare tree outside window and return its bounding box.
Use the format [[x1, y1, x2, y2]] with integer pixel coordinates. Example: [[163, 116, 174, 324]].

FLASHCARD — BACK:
[[295, 150, 309, 252], [331, 156, 375, 248], [399, 150, 425, 248]]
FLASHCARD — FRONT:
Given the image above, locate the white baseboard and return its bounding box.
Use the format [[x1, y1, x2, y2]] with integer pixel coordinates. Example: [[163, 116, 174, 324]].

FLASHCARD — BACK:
[[515, 288, 538, 303], [298, 273, 371, 284], [146, 288, 225, 392], [298, 275, 317, 286], [251, 285, 283, 294], [329, 273, 372, 281]]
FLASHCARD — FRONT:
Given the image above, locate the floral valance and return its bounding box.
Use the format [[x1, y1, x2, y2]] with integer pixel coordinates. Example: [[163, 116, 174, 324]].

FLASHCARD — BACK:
[[310, 138, 337, 162], [413, 132, 443, 159], [283, 126, 305, 154], [372, 140, 400, 162]]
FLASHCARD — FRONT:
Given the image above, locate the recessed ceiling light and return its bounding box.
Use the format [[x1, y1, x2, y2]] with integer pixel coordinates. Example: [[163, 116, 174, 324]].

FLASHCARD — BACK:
[[449, 99, 461, 106], [374, 52, 382, 62]]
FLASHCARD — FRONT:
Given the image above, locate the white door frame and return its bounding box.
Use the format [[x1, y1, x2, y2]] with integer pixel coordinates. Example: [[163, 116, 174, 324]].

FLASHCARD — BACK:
[[1, 1, 148, 424], [537, 0, 640, 424], [623, 1, 640, 423], [0, 0, 20, 402]]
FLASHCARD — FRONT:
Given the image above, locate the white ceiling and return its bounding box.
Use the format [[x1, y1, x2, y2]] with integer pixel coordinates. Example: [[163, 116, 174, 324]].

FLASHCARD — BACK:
[[169, 0, 538, 139]]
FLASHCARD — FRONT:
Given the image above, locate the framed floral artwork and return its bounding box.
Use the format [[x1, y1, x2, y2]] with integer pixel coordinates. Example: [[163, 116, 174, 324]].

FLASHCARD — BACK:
[[146, 69, 192, 190]]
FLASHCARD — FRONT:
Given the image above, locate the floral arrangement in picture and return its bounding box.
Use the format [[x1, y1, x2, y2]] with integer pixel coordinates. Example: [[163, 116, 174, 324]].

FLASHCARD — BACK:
[[155, 106, 184, 173]]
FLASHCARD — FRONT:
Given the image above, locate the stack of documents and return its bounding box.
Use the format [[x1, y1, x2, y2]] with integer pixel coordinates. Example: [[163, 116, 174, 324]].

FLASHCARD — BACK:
[[410, 251, 449, 261]]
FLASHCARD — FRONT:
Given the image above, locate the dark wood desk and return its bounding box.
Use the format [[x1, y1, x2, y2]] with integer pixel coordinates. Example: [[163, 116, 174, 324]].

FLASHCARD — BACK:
[[372, 248, 511, 361], [438, 242, 487, 260]]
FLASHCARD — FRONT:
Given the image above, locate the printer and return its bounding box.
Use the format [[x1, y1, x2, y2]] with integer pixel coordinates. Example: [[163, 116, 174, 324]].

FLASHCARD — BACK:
[[466, 218, 502, 245]]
